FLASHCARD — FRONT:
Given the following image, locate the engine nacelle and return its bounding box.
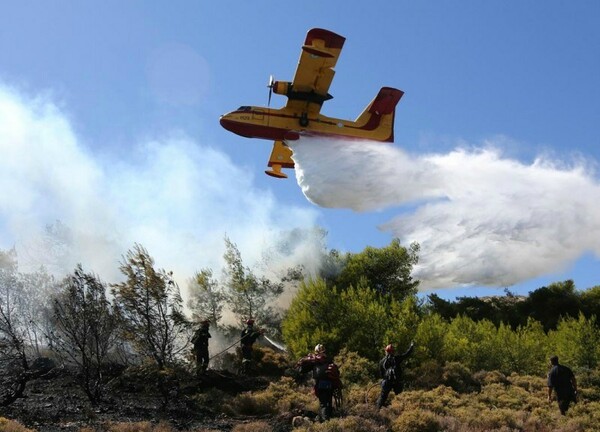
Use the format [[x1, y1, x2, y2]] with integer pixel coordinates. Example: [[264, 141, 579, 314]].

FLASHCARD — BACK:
[[272, 81, 292, 96]]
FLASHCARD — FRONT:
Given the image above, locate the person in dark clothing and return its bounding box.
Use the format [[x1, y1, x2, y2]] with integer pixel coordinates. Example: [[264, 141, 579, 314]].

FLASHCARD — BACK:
[[547, 355, 577, 415], [192, 320, 211, 374], [376, 341, 414, 409], [240, 319, 262, 374], [296, 344, 341, 421]]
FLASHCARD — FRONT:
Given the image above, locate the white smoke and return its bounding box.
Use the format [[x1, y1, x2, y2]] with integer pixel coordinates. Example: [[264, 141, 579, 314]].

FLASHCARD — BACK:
[[0, 84, 322, 292], [290, 137, 600, 290]]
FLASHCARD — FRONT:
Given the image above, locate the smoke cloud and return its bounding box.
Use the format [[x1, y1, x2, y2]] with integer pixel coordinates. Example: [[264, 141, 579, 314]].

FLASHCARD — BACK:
[[0, 84, 322, 292], [290, 137, 600, 290]]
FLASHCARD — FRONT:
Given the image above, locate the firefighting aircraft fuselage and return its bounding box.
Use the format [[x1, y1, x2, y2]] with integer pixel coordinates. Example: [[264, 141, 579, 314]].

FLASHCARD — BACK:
[[219, 28, 404, 179]]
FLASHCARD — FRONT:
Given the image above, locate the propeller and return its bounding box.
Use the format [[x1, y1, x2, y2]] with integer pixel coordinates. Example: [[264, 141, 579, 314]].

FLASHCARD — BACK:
[[267, 75, 275, 107]]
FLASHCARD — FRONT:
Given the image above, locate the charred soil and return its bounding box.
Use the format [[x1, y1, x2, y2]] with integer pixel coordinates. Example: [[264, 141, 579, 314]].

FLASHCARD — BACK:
[[0, 364, 287, 432]]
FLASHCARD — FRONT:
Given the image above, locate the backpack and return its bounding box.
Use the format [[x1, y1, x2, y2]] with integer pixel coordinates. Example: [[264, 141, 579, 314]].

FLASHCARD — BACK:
[[326, 363, 342, 389]]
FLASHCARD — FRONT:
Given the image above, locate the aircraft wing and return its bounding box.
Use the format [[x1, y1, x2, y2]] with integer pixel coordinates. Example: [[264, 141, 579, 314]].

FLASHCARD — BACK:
[[285, 28, 346, 114]]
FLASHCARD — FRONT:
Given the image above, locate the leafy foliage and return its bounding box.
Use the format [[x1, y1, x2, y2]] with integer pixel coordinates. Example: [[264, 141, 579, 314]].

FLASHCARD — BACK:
[[334, 239, 419, 301], [222, 236, 284, 327], [283, 240, 421, 361], [187, 268, 225, 325], [111, 244, 189, 369]]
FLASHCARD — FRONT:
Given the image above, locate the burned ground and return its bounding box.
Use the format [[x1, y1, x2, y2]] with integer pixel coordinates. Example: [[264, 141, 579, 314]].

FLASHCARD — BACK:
[[0, 361, 289, 432]]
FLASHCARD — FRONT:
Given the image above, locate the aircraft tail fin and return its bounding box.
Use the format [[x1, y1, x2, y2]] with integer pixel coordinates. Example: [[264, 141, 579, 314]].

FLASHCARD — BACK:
[[354, 87, 404, 142]]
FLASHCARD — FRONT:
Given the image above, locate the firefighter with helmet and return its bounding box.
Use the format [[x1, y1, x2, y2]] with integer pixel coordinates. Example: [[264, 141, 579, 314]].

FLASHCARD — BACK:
[[240, 319, 262, 374], [376, 341, 414, 409], [296, 344, 342, 421], [191, 320, 211, 374]]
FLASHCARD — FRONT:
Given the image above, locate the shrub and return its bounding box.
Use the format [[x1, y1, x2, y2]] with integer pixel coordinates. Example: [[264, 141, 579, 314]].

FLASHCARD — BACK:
[[344, 382, 381, 406], [100, 421, 176, 432], [295, 415, 386, 432], [253, 346, 290, 376], [0, 417, 36, 432], [441, 362, 480, 393], [507, 373, 546, 393], [347, 403, 390, 428], [223, 377, 314, 416], [231, 422, 272, 432], [473, 370, 509, 386], [409, 359, 443, 390], [390, 386, 461, 416], [392, 408, 441, 432], [333, 348, 376, 386]]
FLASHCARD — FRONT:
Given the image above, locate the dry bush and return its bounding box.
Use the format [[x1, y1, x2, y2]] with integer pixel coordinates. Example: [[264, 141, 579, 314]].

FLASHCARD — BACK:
[[0, 417, 36, 432], [574, 367, 600, 401], [477, 383, 532, 410], [191, 388, 228, 410], [230, 421, 271, 432], [467, 407, 524, 431], [566, 400, 600, 431], [294, 415, 386, 432], [391, 408, 441, 432], [223, 377, 314, 416], [390, 386, 462, 416], [442, 362, 481, 393], [223, 392, 276, 416], [507, 373, 546, 393], [346, 403, 390, 428], [473, 370, 509, 386], [254, 347, 289, 376], [410, 359, 443, 390], [343, 381, 380, 406], [99, 421, 176, 432]]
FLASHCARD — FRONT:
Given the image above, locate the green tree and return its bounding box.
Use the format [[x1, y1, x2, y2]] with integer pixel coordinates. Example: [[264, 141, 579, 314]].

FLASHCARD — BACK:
[[415, 313, 448, 364], [523, 280, 581, 331], [549, 313, 600, 369], [223, 237, 284, 327], [495, 319, 547, 374], [339, 280, 389, 360], [580, 285, 600, 320], [334, 239, 419, 301], [111, 244, 188, 369], [49, 265, 119, 403], [187, 268, 225, 326], [384, 295, 421, 353], [444, 315, 498, 371], [282, 278, 345, 358]]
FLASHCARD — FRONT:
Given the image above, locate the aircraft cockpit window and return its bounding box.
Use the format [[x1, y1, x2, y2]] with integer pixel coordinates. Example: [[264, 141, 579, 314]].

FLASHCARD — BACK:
[[237, 106, 252, 111]]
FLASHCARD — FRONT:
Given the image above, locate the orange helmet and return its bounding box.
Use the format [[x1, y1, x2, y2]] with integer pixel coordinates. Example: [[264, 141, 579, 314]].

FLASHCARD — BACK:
[[385, 344, 394, 353]]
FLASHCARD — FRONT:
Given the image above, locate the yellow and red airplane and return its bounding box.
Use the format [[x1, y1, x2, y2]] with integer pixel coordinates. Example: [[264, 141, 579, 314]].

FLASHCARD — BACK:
[[220, 28, 404, 179]]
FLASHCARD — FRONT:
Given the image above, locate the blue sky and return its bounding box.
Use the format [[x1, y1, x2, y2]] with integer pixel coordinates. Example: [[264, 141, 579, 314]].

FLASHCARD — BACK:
[[0, 1, 598, 300]]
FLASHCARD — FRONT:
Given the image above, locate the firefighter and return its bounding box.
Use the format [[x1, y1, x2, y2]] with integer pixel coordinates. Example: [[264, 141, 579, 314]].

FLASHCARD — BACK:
[[376, 341, 414, 409], [191, 320, 211, 374], [547, 355, 578, 415], [240, 319, 262, 374], [296, 344, 342, 421]]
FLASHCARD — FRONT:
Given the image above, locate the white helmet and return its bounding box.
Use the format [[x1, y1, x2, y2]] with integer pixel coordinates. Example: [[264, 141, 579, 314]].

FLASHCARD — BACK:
[[314, 344, 325, 354]]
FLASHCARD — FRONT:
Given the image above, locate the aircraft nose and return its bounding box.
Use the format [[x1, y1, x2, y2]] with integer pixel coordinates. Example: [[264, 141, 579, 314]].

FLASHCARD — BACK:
[[219, 116, 235, 132], [220, 115, 248, 137]]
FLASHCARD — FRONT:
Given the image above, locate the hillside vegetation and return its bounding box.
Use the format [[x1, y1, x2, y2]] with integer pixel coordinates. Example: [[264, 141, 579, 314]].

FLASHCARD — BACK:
[[1, 234, 599, 431]]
